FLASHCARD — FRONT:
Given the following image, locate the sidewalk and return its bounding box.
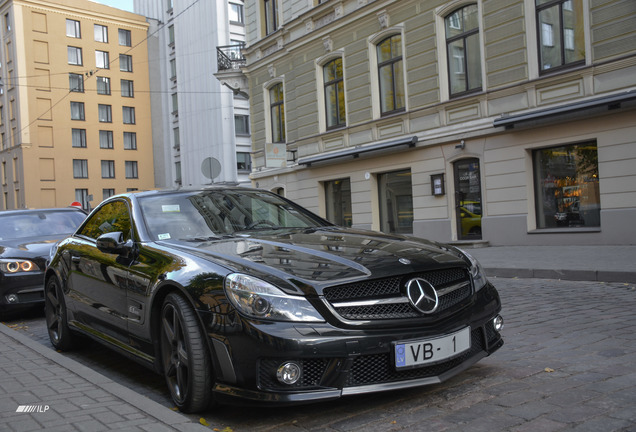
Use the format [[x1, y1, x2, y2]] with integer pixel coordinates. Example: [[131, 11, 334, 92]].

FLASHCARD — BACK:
[[1, 245, 634, 431], [467, 245, 636, 283]]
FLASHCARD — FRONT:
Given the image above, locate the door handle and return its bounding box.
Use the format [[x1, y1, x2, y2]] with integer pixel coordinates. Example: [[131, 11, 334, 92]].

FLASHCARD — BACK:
[[71, 256, 80, 263]]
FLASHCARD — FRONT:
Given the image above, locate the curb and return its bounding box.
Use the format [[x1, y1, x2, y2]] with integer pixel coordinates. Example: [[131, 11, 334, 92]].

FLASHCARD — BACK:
[[485, 267, 636, 284], [0, 323, 208, 432]]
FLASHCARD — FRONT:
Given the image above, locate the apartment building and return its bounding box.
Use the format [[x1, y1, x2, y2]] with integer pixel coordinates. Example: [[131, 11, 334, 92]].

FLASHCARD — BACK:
[[133, 0, 250, 188], [242, 0, 636, 246], [0, 0, 154, 210]]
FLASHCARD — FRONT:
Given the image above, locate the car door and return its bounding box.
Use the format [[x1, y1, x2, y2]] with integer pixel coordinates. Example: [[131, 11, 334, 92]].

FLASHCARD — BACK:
[[66, 199, 133, 345]]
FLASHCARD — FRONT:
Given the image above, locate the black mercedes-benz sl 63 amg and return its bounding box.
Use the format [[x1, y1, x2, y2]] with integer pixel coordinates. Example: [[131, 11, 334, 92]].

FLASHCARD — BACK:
[[45, 188, 503, 413]]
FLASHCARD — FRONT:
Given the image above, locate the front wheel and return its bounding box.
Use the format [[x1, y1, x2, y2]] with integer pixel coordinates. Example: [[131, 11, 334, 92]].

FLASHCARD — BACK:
[[44, 276, 74, 351], [160, 292, 213, 413]]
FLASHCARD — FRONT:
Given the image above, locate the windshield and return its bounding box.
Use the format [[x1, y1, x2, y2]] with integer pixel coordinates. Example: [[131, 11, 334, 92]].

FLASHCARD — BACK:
[[140, 189, 331, 241], [0, 211, 85, 241]]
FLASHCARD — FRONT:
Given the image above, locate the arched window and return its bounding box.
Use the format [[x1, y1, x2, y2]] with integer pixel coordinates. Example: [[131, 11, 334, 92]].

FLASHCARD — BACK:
[[323, 57, 346, 129], [376, 35, 405, 115], [445, 4, 482, 96]]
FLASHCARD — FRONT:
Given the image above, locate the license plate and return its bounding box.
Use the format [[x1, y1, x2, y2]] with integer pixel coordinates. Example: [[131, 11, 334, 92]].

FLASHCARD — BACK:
[[394, 327, 471, 369]]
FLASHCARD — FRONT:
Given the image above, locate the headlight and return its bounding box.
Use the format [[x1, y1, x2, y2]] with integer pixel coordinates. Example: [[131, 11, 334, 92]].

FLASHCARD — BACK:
[[224, 273, 324, 322], [0, 259, 40, 274], [456, 249, 488, 291]]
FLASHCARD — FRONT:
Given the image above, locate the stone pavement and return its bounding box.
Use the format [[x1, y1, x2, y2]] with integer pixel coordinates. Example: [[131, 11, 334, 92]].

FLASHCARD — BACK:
[[0, 245, 634, 431]]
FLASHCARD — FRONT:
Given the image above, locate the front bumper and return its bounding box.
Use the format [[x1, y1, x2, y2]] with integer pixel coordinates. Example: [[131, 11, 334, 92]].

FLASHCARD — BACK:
[[0, 272, 45, 311], [201, 283, 503, 405]]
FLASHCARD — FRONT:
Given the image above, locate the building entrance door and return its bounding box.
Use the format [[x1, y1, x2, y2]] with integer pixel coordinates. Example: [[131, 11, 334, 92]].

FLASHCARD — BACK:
[[454, 158, 482, 240]]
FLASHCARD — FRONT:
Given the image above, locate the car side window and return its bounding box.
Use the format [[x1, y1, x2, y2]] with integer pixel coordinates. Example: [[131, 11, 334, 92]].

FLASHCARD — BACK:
[[78, 200, 132, 241]]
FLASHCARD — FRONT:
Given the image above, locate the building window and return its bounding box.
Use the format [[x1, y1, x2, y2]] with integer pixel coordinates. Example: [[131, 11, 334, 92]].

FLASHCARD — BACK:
[[269, 83, 285, 143], [119, 54, 133, 72], [100, 130, 113, 149], [325, 178, 352, 227], [122, 106, 135, 124], [230, 3, 244, 24], [118, 28, 131, 46], [94, 24, 108, 43], [73, 159, 88, 178], [75, 189, 90, 210], [445, 4, 482, 96], [173, 127, 180, 150], [70, 102, 85, 120], [124, 132, 137, 150], [121, 79, 134, 97], [72, 129, 87, 148], [96, 76, 111, 95], [237, 152, 251, 172], [95, 50, 110, 69], [68, 46, 82, 65], [66, 19, 80, 38], [103, 188, 115, 200], [98, 104, 112, 123], [101, 160, 115, 178], [168, 25, 175, 45], [170, 59, 177, 79], [234, 114, 250, 136], [69, 73, 84, 92], [533, 141, 600, 229], [377, 35, 405, 115], [379, 169, 413, 234], [537, 0, 584, 72], [171, 93, 178, 114], [175, 161, 181, 184], [125, 161, 138, 179], [323, 57, 346, 129], [264, 0, 278, 35]]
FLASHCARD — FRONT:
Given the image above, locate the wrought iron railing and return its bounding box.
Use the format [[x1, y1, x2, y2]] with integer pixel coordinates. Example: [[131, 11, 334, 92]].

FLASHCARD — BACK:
[[217, 44, 246, 71]]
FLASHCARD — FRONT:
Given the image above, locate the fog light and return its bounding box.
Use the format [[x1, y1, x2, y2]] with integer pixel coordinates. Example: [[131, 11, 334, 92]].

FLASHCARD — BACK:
[[7, 294, 18, 303], [493, 315, 504, 332], [276, 362, 301, 385]]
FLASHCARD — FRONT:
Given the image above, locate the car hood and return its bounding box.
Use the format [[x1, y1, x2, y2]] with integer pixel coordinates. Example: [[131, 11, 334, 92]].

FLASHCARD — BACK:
[[167, 227, 468, 294], [0, 235, 62, 260]]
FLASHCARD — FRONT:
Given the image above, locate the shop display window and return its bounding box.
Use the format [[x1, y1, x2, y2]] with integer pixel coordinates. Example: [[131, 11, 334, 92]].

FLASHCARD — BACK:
[[533, 141, 600, 228]]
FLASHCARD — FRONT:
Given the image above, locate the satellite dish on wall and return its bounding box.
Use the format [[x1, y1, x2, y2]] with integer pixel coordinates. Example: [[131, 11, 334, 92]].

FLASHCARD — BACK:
[[201, 157, 222, 181]]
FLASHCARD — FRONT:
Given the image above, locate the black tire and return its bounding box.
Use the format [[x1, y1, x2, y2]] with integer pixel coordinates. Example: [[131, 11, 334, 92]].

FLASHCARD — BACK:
[[160, 292, 213, 413], [44, 276, 74, 351]]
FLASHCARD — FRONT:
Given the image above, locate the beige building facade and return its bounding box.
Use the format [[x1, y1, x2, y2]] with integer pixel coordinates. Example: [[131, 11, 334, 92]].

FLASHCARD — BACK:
[[0, 0, 154, 211], [243, 0, 636, 246]]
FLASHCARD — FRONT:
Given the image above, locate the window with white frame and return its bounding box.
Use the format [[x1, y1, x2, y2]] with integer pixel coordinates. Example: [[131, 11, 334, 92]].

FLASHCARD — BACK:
[[230, 3, 244, 24]]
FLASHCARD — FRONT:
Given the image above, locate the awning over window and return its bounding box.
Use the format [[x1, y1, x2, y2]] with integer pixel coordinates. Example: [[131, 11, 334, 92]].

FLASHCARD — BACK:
[[298, 136, 418, 166], [493, 89, 636, 129]]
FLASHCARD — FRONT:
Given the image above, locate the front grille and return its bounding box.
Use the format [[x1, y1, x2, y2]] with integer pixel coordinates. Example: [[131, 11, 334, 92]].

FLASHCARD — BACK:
[[323, 268, 472, 321], [345, 328, 484, 387]]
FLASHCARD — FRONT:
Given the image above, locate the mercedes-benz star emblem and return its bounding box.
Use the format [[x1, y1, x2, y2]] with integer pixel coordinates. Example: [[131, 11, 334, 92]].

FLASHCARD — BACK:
[[405, 278, 439, 314]]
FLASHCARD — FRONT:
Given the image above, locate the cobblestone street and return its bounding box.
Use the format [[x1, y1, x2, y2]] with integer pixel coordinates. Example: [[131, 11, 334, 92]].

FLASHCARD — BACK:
[[3, 277, 636, 431]]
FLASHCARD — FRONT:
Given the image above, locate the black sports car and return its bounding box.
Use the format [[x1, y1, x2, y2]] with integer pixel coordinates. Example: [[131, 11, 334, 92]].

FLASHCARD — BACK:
[[45, 188, 503, 413], [0, 208, 86, 315]]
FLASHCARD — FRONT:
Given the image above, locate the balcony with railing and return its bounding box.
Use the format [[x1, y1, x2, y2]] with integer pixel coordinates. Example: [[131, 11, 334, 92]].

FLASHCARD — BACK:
[[217, 44, 246, 71]]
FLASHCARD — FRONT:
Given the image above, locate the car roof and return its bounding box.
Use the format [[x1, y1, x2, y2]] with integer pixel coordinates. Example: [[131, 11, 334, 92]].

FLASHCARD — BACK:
[[0, 207, 86, 216]]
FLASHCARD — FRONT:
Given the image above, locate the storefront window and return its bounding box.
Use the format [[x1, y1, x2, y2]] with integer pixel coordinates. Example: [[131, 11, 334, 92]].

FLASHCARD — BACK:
[[533, 142, 600, 229], [325, 178, 352, 227], [379, 170, 413, 234]]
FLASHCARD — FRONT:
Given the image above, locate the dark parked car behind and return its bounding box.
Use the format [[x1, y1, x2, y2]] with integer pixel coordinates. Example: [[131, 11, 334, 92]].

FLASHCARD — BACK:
[[45, 188, 503, 413], [0, 208, 86, 315]]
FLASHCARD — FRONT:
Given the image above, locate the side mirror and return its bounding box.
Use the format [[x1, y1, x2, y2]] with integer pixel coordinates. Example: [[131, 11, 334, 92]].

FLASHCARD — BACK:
[[96, 232, 131, 255]]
